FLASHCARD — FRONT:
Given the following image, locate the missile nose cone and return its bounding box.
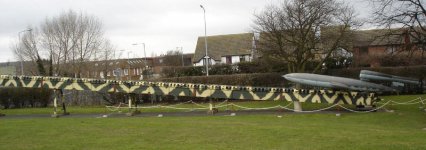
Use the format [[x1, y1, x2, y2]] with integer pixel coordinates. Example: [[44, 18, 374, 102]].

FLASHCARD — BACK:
[[282, 74, 293, 80]]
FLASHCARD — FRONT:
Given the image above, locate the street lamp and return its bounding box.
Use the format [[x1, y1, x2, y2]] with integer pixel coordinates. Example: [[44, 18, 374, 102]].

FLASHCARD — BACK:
[[200, 5, 209, 76], [132, 43, 148, 78], [132, 43, 146, 66], [177, 47, 184, 66], [127, 51, 133, 80], [17, 28, 32, 76], [18, 28, 32, 40]]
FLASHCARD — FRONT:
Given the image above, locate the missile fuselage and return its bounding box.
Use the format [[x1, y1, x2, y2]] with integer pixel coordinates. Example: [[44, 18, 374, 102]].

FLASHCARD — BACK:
[[360, 70, 421, 85], [283, 73, 396, 92]]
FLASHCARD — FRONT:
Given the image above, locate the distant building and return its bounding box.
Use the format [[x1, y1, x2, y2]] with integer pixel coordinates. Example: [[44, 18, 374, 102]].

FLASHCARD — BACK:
[[352, 28, 424, 67], [84, 58, 154, 80], [83, 53, 194, 80], [0, 62, 19, 75], [152, 53, 194, 77], [193, 33, 257, 66]]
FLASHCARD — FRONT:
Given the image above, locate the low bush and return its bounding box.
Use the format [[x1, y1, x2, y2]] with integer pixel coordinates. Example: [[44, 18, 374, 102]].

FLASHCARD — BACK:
[[0, 88, 52, 109], [328, 65, 426, 79], [149, 73, 288, 87]]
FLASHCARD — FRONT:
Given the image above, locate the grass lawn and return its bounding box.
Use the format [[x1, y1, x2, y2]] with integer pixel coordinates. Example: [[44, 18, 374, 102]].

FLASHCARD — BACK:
[[0, 94, 425, 150]]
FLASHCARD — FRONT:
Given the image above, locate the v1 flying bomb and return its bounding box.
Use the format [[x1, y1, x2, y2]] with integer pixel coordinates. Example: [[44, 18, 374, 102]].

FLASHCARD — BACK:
[[283, 73, 397, 92], [360, 70, 425, 92]]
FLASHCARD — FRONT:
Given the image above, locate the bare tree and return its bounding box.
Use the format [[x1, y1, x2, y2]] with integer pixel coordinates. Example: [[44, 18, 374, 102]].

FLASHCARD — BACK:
[[253, 0, 359, 74], [253, 0, 359, 111], [372, 0, 426, 58], [13, 10, 113, 77], [163, 50, 184, 66], [96, 40, 116, 79], [12, 27, 46, 75]]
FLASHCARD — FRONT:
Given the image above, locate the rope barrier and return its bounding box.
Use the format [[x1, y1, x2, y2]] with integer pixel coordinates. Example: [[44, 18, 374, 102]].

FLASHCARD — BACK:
[[104, 97, 425, 114], [215, 100, 229, 106], [228, 103, 283, 110], [190, 101, 210, 108], [105, 103, 125, 112], [280, 103, 339, 113], [338, 101, 392, 113]]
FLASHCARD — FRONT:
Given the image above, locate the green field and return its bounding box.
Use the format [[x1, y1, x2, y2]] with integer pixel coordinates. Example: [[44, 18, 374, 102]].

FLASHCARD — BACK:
[[1, 94, 426, 150]]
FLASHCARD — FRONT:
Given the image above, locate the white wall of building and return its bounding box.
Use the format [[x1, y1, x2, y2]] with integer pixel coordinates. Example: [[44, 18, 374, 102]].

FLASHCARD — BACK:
[[194, 54, 252, 66], [193, 59, 217, 66], [221, 57, 227, 64], [232, 56, 240, 64], [194, 60, 203, 66], [219, 55, 251, 64]]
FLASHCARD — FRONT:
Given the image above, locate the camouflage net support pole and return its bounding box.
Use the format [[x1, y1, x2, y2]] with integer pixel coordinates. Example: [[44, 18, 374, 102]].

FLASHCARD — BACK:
[[207, 97, 218, 114], [127, 95, 132, 115], [60, 89, 69, 115], [129, 96, 132, 110], [126, 94, 140, 116], [52, 89, 59, 117]]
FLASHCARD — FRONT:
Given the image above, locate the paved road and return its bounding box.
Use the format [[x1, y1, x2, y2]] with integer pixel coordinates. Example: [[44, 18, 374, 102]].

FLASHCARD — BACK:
[[0, 109, 348, 119]]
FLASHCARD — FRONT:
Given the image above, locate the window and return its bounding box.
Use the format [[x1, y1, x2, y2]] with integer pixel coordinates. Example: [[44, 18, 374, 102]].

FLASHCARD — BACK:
[[360, 47, 369, 55], [226, 56, 232, 64], [386, 46, 397, 55], [107, 71, 110, 77], [239, 56, 246, 62], [112, 70, 117, 76], [124, 69, 128, 75]]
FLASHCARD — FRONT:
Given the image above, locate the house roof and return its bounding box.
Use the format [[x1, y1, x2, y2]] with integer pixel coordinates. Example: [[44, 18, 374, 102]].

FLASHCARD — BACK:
[[352, 28, 417, 47], [193, 33, 254, 62], [352, 29, 385, 47]]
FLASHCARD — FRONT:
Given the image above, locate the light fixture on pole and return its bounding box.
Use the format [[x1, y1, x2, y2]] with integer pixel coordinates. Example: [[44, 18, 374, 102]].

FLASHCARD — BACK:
[[127, 51, 133, 80], [132, 43, 148, 78], [200, 5, 209, 76], [17, 28, 33, 76], [177, 47, 184, 66]]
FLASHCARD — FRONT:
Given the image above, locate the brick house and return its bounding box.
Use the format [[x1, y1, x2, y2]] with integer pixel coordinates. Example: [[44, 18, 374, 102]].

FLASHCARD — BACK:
[[352, 28, 424, 67], [85, 53, 194, 80], [85, 58, 153, 80]]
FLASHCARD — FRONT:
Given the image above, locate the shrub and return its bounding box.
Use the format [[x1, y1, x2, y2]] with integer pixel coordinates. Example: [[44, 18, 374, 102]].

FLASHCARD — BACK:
[[328, 65, 426, 79], [0, 88, 52, 109], [149, 73, 288, 87]]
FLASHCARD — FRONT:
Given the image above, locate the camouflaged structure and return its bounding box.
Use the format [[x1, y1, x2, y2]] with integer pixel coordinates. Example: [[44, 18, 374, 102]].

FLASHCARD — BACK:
[[0, 75, 379, 106]]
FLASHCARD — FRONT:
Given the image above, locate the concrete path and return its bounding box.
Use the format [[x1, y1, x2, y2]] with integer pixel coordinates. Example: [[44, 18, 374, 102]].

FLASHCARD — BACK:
[[0, 109, 348, 119]]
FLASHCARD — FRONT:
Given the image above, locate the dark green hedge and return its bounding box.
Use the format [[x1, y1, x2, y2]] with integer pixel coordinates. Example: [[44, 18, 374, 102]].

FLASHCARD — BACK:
[[152, 65, 425, 87], [0, 88, 52, 109], [328, 65, 426, 79], [150, 73, 287, 87]]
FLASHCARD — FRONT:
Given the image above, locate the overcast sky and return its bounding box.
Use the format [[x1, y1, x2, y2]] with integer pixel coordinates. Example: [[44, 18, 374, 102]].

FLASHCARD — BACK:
[[0, 0, 371, 63]]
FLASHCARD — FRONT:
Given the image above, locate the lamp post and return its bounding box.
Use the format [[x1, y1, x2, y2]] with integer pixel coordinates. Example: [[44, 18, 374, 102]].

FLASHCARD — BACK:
[[17, 28, 32, 76], [127, 51, 132, 80], [132, 43, 147, 78], [200, 5, 209, 76], [177, 47, 184, 66]]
